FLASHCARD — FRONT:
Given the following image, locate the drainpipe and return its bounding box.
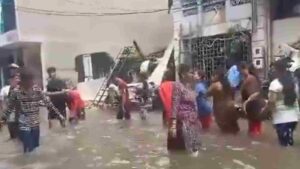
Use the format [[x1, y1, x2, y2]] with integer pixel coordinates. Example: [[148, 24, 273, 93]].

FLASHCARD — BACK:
[[252, 0, 257, 33], [265, 0, 272, 76]]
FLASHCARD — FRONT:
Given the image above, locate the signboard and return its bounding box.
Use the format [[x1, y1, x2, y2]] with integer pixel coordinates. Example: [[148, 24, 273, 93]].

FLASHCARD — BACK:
[[181, 0, 198, 16], [202, 0, 226, 12], [230, 0, 251, 6]]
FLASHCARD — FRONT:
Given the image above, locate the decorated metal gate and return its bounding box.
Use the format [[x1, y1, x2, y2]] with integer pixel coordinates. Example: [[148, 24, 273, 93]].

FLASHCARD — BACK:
[[183, 33, 251, 78]]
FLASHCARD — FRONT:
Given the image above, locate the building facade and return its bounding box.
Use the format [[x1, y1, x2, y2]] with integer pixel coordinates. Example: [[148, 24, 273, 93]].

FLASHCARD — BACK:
[[0, 0, 173, 89], [169, 0, 300, 78]]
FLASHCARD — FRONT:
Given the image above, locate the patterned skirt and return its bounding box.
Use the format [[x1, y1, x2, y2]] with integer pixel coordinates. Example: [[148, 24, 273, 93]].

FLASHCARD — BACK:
[[167, 112, 202, 153]]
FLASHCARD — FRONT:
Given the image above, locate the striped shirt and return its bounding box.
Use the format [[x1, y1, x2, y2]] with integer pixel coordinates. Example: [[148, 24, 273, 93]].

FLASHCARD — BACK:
[[4, 85, 60, 130]]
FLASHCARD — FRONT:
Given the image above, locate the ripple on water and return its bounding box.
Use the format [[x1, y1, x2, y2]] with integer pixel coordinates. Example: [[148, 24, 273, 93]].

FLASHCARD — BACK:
[[106, 157, 131, 166], [226, 145, 246, 151], [93, 156, 102, 161], [155, 157, 170, 167], [232, 159, 256, 169], [77, 147, 85, 151], [106, 119, 118, 124], [66, 135, 75, 140]]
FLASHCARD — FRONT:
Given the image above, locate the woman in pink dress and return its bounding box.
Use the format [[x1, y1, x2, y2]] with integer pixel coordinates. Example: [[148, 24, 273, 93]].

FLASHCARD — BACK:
[[168, 64, 201, 156]]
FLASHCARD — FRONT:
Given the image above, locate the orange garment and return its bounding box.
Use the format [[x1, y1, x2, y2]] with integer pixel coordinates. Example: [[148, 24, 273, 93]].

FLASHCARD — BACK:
[[68, 90, 85, 118], [248, 121, 262, 137], [159, 81, 173, 124]]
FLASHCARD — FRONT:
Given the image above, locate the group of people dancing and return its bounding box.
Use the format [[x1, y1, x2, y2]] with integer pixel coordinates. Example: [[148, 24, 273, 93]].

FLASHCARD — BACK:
[[159, 57, 300, 156], [0, 65, 85, 154]]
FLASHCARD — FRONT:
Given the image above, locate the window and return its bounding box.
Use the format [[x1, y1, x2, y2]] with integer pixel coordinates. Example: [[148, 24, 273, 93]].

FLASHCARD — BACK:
[[187, 33, 251, 79], [202, 0, 226, 13], [230, 0, 251, 6], [181, 0, 198, 16], [0, 0, 17, 33], [273, 0, 300, 19]]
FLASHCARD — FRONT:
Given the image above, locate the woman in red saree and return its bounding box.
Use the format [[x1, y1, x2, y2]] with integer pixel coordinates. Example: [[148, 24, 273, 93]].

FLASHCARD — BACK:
[[165, 64, 202, 156], [160, 70, 175, 126], [159, 81, 173, 126]]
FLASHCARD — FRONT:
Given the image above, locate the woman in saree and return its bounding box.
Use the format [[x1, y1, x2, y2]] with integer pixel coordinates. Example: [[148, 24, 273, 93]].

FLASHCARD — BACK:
[[207, 68, 240, 134], [160, 70, 175, 126], [167, 64, 201, 156], [239, 63, 265, 137]]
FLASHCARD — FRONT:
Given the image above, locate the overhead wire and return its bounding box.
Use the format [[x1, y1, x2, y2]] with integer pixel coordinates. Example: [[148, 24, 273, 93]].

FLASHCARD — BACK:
[[0, 0, 207, 17], [65, 0, 139, 12]]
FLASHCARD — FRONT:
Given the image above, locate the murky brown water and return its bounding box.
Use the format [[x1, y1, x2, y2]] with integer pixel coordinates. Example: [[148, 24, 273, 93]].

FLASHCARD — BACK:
[[0, 108, 300, 169]]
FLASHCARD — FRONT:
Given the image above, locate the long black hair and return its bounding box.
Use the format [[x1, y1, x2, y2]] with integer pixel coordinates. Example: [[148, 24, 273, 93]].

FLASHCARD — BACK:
[[294, 68, 300, 96], [239, 62, 261, 85], [214, 68, 233, 96], [274, 59, 297, 106], [178, 64, 191, 81]]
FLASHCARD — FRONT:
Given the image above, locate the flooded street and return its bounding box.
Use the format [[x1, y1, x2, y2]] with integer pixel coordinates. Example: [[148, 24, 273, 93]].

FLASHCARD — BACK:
[[1, 108, 300, 169]]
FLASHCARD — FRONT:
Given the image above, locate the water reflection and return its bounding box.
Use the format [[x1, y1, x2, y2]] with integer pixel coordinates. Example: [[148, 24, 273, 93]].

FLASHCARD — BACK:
[[0, 110, 300, 169]]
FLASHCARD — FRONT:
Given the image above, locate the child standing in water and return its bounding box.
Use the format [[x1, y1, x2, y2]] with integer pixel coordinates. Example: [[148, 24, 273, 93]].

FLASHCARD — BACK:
[[194, 70, 213, 130]]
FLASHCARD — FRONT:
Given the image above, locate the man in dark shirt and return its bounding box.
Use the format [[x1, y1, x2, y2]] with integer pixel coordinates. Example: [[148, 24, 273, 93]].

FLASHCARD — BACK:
[[46, 67, 68, 129]]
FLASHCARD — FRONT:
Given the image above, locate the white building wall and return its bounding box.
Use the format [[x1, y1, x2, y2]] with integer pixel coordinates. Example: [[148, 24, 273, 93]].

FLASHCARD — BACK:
[[171, 0, 252, 38], [14, 0, 173, 84], [272, 17, 300, 54]]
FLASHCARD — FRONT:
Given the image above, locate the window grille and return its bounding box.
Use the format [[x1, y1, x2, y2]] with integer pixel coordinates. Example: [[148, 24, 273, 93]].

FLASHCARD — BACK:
[[183, 33, 251, 78]]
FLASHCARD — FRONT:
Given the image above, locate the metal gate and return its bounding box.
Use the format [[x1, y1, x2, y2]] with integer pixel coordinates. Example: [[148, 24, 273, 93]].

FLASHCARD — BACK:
[[183, 33, 251, 78]]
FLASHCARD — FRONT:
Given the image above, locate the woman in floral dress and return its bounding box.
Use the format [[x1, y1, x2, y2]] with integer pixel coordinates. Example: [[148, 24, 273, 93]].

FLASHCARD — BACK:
[[168, 64, 201, 156]]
